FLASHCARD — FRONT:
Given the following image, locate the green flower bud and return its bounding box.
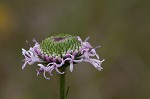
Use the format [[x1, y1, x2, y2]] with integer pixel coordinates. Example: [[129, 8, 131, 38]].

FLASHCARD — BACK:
[[40, 34, 81, 57]]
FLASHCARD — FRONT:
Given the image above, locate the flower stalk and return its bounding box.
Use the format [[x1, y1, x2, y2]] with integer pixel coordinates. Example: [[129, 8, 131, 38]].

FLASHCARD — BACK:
[[59, 67, 66, 99]]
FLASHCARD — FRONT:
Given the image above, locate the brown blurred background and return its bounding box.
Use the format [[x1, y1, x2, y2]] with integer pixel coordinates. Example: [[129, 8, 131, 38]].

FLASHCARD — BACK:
[[0, 0, 150, 99]]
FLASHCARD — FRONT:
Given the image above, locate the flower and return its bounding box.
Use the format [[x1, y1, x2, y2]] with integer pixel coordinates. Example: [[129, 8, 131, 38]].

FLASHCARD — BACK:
[[22, 34, 104, 79]]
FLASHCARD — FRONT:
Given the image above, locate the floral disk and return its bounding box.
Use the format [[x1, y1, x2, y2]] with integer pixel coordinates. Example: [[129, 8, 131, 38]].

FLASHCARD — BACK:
[[22, 34, 105, 79]]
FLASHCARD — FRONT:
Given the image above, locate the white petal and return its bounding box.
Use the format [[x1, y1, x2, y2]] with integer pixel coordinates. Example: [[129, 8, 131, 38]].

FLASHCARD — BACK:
[[84, 36, 90, 42], [76, 36, 82, 42], [22, 48, 26, 55], [73, 59, 83, 63], [38, 64, 44, 67], [22, 61, 27, 69], [70, 62, 74, 72], [97, 66, 103, 71]]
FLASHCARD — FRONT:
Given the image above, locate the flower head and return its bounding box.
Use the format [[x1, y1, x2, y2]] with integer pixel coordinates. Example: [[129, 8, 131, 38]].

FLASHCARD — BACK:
[[22, 34, 104, 79]]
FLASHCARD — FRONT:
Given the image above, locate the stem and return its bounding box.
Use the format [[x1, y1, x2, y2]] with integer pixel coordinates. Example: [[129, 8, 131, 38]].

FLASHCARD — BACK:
[[59, 68, 66, 99]]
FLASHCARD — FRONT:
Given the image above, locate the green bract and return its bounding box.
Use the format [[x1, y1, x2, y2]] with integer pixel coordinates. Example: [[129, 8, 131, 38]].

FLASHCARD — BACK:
[[40, 34, 81, 57]]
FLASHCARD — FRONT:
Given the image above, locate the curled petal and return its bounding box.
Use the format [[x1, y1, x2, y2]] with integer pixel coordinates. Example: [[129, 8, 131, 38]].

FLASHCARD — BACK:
[[64, 57, 74, 72], [37, 60, 65, 79], [64, 55, 83, 72], [22, 48, 43, 69], [43, 71, 50, 80], [83, 58, 104, 71], [89, 49, 99, 59], [78, 36, 104, 71], [55, 67, 65, 74], [37, 64, 51, 79], [57, 59, 65, 67]]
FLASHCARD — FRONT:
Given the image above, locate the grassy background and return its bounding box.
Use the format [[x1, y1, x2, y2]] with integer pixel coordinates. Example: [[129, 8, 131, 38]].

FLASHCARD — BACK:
[[0, 0, 150, 99]]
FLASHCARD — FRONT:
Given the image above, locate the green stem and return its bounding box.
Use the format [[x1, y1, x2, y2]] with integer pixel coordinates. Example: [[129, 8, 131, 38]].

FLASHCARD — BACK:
[[59, 68, 66, 99]]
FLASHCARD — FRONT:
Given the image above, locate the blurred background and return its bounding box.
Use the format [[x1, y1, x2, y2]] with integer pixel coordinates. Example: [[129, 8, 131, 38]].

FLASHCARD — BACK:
[[0, 0, 150, 99]]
